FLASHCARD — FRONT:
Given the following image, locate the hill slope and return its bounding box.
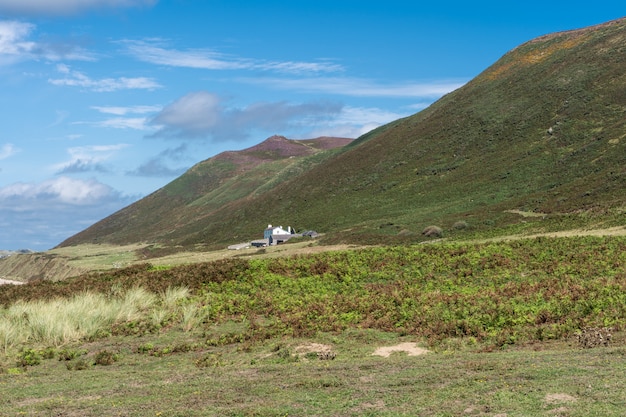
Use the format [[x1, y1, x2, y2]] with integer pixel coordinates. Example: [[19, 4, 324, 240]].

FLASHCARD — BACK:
[[57, 136, 353, 247], [60, 18, 626, 248]]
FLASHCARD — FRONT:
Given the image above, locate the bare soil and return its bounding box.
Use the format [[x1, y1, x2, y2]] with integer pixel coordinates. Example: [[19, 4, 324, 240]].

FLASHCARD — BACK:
[[372, 342, 429, 357]]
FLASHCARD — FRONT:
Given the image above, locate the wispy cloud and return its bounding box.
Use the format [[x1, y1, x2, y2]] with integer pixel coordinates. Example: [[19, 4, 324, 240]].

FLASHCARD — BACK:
[[87, 105, 161, 130], [49, 63, 161, 92], [0, 20, 95, 64], [123, 39, 343, 74], [0, 21, 35, 64], [54, 144, 129, 174], [94, 117, 151, 130], [238, 76, 466, 98], [91, 105, 161, 115], [0, 143, 19, 160], [150, 91, 343, 140], [0, 0, 157, 16], [305, 106, 409, 138]]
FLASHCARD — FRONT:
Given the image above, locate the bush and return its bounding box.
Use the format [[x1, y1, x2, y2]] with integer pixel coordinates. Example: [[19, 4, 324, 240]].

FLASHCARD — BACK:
[[195, 352, 223, 368], [58, 349, 86, 361], [16, 348, 41, 367], [453, 221, 469, 230], [94, 350, 119, 366]]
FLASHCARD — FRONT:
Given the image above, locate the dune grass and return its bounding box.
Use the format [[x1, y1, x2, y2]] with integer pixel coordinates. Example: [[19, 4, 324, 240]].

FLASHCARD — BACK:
[[0, 287, 192, 352]]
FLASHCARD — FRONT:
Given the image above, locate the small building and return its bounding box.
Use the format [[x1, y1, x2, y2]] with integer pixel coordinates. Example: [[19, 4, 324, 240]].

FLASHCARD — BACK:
[[264, 224, 297, 245]]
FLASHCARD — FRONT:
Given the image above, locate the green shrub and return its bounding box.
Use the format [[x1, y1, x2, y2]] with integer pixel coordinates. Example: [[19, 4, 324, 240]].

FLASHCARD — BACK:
[[137, 343, 155, 354], [58, 349, 87, 361], [40, 347, 56, 359], [94, 350, 119, 366], [17, 348, 42, 367], [453, 221, 469, 230], [195, 352, 223, 368]]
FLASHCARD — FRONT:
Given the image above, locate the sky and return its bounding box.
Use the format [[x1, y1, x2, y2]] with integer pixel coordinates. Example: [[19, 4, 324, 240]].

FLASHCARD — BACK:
[[0, 0, 623, 250]]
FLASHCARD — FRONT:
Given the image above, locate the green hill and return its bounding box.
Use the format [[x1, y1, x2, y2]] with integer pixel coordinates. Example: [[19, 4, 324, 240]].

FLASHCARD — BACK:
[[58, 17, 626, 249], [57, 135, 352, 247]]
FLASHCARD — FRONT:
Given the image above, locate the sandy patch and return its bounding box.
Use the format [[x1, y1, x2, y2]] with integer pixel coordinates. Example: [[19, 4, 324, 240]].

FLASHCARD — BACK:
[[544, 393, 577, 404], [372, 342, 429, 357], [295, 343, 333, 355], [0, 278, 24, 285], [505, 209, 548, 218], [294, 342, 336, 360]]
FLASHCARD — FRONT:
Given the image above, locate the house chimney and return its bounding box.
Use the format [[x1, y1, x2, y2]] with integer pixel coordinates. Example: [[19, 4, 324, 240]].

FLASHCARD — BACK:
[[268, 224, 272, 228]]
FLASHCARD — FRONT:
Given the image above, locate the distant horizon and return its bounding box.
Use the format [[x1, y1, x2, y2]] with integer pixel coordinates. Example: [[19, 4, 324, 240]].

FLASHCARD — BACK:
[[0, 1, 623, 250]]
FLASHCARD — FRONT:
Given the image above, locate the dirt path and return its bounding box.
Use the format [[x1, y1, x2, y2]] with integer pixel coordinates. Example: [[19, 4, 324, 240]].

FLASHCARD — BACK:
[[0, 278, 24, 285]]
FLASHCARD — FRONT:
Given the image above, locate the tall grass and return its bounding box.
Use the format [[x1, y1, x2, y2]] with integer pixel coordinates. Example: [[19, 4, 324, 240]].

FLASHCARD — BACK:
[[116, 287, 157, 323], [0, 286, 193, 351]]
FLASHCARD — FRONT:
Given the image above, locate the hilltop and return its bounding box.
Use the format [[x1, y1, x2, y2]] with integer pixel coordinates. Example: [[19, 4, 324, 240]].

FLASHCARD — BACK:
[[51, 17, 626, 249]]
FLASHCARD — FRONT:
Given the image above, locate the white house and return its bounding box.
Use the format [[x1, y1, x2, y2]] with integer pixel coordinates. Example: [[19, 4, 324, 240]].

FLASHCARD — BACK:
[[263, 224, 296, 245]]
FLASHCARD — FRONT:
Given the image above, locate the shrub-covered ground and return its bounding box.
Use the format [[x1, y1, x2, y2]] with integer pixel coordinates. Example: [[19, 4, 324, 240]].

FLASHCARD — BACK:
[[1, 236, 625, 415]]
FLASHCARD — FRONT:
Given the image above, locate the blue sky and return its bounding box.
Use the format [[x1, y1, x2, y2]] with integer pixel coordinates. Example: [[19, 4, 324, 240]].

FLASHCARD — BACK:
[[0, 1, 623, 250]]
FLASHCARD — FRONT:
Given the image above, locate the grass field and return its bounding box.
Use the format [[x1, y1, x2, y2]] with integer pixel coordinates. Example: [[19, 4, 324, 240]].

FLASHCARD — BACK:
[[1, 331, 624, 416], [1, 235, 625, 416]]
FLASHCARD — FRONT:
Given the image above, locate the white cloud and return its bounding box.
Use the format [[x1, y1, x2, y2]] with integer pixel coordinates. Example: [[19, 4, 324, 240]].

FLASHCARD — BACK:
[[0, 176, 118, 206], [0, 176, 138, 250], [301, 106, 409, 139], [49, 64, 161, 92], [0, 21, 35, 64], [85, 105, 161, 130], [238, 76, 466, 98], [0, 143, 19, 160], [91, 105, 161, 115], [151, 91, 222, 137], [0, 0, 157, 16], [0, 20, 95, 64], [95, 117, 150, 130], [123, 39, 343, 74], [337, 106, 407, 126], [149, 91, 409, 141], [150, 91, 343, 140], [54, 143, 129, 173]]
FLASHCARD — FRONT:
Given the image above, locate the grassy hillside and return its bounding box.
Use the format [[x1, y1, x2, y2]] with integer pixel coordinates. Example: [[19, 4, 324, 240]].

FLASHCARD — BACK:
[[58, 18, 626, 250]]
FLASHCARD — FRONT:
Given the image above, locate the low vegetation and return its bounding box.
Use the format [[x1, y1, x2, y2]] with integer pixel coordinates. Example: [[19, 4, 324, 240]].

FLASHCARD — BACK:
[[1, 235, 625, 414]]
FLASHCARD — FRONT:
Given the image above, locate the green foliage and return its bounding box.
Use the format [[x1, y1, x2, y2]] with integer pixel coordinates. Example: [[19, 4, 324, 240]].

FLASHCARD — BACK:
[[16, 348, 41, 367], [58, 349, 87, 361], [2, 235, 626, 354], [93, 350, 119, 365], [195, 352, 223, 368]]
